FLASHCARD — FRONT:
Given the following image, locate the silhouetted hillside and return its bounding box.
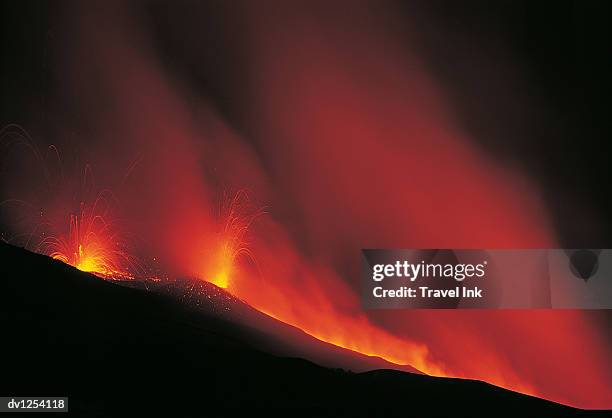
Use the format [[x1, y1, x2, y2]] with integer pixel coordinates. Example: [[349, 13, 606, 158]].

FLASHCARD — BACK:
[[0, 242, 605, 417]]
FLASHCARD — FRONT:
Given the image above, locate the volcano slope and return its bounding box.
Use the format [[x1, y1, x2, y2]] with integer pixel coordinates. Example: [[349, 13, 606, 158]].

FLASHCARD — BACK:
[[0, 242, 605, 417]]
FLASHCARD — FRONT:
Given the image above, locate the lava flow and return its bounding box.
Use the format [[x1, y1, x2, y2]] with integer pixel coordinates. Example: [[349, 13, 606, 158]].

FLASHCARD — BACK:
[[197, 192, 448, 378]]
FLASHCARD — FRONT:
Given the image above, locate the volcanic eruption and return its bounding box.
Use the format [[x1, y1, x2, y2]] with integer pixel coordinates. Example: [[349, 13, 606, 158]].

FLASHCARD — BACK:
[[0, 0, 610, 412], [202, 190, 264, 289]]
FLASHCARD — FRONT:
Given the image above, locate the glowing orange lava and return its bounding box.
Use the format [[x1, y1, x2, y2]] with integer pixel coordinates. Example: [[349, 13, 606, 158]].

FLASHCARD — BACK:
[[36, 191, 139, 280], [231, 280, 539, 399], [203, 190, 263, 289]]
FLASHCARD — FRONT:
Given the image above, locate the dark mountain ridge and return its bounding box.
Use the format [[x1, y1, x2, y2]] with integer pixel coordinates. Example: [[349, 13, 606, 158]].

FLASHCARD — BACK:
[[0, 242, 605, 416]]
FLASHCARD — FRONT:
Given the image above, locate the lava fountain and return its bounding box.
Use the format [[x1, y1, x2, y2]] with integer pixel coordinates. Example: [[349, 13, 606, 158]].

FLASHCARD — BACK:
[[203, 190, 263, 289], [35, 190, 141, 280]]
